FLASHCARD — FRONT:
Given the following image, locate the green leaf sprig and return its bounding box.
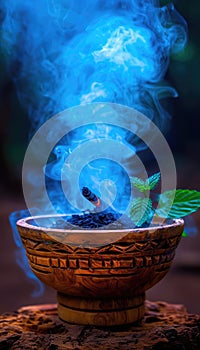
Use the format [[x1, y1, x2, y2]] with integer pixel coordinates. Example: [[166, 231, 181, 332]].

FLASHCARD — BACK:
[[129, 172, 200, 230], [130, 172, 160, 193]]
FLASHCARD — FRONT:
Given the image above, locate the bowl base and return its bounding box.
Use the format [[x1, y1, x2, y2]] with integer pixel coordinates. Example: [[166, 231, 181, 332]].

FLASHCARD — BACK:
[[57, 292, 145, 326]]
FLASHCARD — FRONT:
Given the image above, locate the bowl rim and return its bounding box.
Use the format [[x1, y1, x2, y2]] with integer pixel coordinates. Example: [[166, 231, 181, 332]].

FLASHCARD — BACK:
[[17, 214, 184, 235]]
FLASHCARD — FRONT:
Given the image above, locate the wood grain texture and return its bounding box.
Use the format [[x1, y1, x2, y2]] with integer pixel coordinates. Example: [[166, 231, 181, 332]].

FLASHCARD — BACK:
[[16, 217, 184, 325], [0, 301, 199, 349], [57, 293, 145, 326]]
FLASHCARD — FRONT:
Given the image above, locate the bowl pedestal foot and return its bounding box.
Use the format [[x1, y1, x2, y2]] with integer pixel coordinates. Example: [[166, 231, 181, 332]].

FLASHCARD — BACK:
[[57, 292, 145, 326]]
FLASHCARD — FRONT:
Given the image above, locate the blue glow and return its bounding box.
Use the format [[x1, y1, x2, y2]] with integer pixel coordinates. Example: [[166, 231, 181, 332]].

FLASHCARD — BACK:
[[1, 1, 187, 126], [0, 0, 187, 208], [9, 210, 45, 297], [1, 1, 187, 290], [184, 215, 198, 238]]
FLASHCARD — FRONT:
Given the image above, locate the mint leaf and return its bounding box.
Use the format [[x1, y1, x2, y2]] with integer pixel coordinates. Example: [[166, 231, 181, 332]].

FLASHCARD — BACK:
[[129, 198, 153, 226], [155, 190, 176, 218], [130, 177, 147, 192], [147, 172, 160, 190], [156, 189, 200, 218], [130, 172, 160, 192]]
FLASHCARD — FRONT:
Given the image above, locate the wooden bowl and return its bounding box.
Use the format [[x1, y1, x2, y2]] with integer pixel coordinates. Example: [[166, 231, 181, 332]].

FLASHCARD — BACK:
[[16, 215, 184, 326]]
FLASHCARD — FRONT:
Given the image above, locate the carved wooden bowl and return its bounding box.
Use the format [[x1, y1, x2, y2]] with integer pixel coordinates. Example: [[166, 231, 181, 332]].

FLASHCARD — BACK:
[[16, 215, 184, 326]]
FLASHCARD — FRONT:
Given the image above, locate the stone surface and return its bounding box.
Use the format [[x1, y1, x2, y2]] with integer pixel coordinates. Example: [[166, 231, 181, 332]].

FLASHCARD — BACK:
[[0, 301, 199, 349]]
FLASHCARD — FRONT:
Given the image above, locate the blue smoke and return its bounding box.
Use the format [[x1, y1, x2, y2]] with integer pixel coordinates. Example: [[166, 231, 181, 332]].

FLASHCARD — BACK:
[[1, 1, 187, 128], [1, 1, 187, 292], [9, 210, 45, 297], [0, 1, 187, 211]]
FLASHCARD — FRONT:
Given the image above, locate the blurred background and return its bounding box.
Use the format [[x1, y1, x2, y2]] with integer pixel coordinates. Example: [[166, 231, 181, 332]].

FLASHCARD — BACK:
[[0, 0, 200, 314]]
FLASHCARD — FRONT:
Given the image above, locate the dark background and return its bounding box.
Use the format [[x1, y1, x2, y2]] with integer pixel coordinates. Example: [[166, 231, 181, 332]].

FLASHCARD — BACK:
[[0, 0, 200, 314]]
